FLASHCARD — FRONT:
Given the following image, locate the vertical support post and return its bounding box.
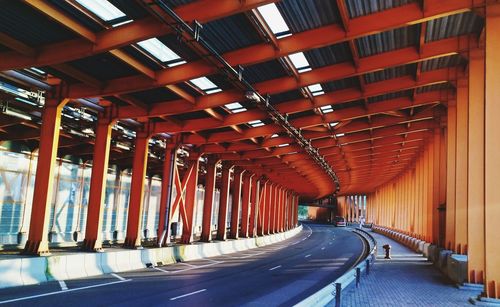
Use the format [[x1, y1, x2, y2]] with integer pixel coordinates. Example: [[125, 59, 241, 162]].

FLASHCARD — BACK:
[[455, 77, 469, 254], [216, 163, 231, 240], [124, 131, 150, 249], [268, 183, 275, 234], [239, 173, 252, 238], [229, 168, 243, 239], [157, 142, 177, 246], [248, 176, 259, 237], [23, 98, 68, 255], [257, 180, 267, 236], [264, 183, 273, 235], [201, 156, 218, 242], [485, 4, 500, 298], [82, 113, 114, 251], [180, 152, 201, 244], [467, 47, 485, 284], [446, 99, 457, 251]]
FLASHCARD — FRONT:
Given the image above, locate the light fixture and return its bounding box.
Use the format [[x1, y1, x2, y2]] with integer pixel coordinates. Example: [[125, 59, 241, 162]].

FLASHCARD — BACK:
[[3, 108, 31, 121], [245, 91, 261, 102], [115, 142, 131, 150]]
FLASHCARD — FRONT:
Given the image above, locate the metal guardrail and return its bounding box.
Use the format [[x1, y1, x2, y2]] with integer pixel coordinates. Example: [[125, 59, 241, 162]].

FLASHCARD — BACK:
[[295, 228, 377, 307]]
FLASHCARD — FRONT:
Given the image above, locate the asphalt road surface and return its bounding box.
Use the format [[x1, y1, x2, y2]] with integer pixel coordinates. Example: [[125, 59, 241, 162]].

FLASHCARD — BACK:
[[0, 223, 365, 307]]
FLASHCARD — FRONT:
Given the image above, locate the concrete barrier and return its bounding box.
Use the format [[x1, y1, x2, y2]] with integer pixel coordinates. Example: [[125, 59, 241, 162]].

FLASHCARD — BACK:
[[0, 258, 23, 288], [20, 257, 47, 286], [447, 254, 467, 284]]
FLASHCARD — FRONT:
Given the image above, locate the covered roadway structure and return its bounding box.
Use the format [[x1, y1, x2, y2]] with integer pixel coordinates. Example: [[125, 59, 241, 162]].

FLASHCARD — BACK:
[[0, 0, 499, 303]]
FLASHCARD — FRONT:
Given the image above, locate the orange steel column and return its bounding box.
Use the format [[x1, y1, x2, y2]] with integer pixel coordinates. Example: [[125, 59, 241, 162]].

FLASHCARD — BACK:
[[180, 153, 201, 244], [239, 173, 252, 238], [200, 155, 218, 242], [455, 77, 469, 254], [431, 132, 440, 243], [257, 180, 267, 236], [271, 184, 278, 233], [439, 123, 447, 248], [265, 183, 274, 235], [157, 142, 177, 246], [124, 132, 150, 248], [484, 4, 500, 298], [23, 98, 68, 255], [216, 163, 231, 240], [277, 187, 284, 232], [229, 168, 243, 239], [248, 176, 259, 237], [446, 99, 457, 250], [467, 47, 486, 284], [82, 114, 114, 251]]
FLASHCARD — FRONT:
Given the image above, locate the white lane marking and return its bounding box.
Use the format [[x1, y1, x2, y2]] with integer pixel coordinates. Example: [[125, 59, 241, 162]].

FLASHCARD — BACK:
[[169, 289, 207, 301], [269, 265, 282, 271], [110, 273, 126, 281], [0, 280, 130, 304], [178, 262, 197, 268], [154, 267, 169, 273], [305, 254, 311, 258], [206, 259, 222, 264], [321, 247, 325, 250], [58, 280, 68, 291], [170, 261, 223, 274]]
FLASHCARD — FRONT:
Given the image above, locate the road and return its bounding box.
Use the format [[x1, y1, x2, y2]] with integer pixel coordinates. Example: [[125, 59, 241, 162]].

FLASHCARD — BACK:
[[0, 223, 365, 306]]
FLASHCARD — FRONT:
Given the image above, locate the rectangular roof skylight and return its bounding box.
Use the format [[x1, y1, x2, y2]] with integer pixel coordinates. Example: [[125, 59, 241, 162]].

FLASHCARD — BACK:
[[320, 105, 333, 114], [225, 102, 247, 113], [137, 38, 183, 64], [289, 52, 310, 72], [257, 3, 290, 36], [329, 122, 339, 127], [76, 0, 126, 22], [248, 120, 265, 127], [190, 77, 219, 92]]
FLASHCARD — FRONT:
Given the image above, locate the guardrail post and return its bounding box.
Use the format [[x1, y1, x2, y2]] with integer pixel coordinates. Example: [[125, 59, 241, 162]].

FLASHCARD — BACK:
[[335, 283, 341, 307], [356, 268, 361, 287], [366, 259, 370, 275]]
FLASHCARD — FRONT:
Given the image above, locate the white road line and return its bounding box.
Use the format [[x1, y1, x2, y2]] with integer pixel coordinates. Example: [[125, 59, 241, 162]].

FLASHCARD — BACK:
[[169, 289, 207, 301], [58, 280, 68, 291], [110, 273, 126, 281], [321, 247, 325, 250], [170, 261, 223, 274], [178, 262, 197, 268], [206, 259, 222, 263], [305, 254, 311, 258], [269, 265, 282, 271], [153, 267, 169, 273], [0, 280, 130, 304]]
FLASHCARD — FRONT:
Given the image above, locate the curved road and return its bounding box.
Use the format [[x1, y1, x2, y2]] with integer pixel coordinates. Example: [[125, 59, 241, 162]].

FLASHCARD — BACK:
[[0, 223, 365, 306]]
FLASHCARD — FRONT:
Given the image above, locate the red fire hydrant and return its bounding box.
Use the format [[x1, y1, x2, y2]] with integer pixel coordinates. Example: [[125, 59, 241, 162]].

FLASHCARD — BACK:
[[383, 244, 391, 259]]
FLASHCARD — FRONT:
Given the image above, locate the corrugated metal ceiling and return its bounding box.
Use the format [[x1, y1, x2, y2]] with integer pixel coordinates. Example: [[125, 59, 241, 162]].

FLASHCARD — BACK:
[[356, 25, 419, 57], [277, 0, 341, 33], [345, 0, 416, 18]]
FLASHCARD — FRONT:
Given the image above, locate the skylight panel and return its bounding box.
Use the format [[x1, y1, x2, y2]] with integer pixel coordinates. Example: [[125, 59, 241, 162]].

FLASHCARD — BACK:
[[271, 133, 279, 138], [288, 52, 310, 70], [257, 3, 290, 37], [190, 77, 218, 91], [225, 102, 247, 113], [248, 120, 265, 127], [278, 143, 289, 147], [308, 84, 322, 92], [329, 122, 339, 127], [76, 0, 126, 22], [137, 38, 183, 64], [335, 133, 345, 138]]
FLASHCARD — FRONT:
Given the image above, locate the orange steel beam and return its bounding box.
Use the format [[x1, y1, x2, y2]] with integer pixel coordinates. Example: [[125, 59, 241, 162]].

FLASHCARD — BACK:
[[123, 68, 451, 130], [65, 1, 474, 98], [216, 163, 232, 240], [0, 0, 277, 70]]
